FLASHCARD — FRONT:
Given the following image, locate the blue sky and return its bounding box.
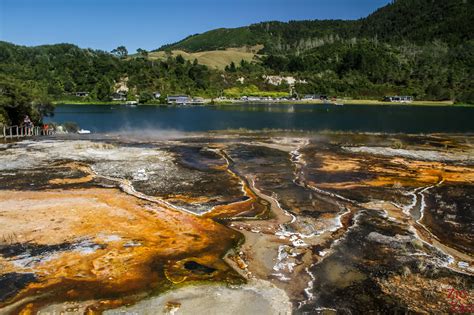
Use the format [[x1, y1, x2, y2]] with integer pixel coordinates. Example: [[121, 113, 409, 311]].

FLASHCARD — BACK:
[[0, 0, 391, 53]]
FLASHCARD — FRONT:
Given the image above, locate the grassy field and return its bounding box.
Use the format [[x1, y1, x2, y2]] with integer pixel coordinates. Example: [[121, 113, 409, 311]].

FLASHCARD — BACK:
[[148, 46, 262, 70]]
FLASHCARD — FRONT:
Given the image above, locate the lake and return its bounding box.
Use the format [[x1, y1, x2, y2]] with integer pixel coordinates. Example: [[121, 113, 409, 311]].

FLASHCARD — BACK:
[[46, 104, 474, 133]]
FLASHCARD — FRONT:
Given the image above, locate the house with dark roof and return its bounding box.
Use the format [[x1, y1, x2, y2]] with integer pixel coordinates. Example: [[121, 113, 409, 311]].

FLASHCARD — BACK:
[[167, 95, 191, 105]]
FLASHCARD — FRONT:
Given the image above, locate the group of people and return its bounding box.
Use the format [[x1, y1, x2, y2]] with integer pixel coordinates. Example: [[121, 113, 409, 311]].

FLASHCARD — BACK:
[[22, 115, 50, 135]]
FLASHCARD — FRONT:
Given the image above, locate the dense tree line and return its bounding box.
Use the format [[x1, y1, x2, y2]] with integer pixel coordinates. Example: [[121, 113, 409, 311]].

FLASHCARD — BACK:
[[260, 39, 474, 101], [0, 42, 228, 123], [359, 0, 474, 46], [0, 74, 54, 125], [0, 43, 122, 101]]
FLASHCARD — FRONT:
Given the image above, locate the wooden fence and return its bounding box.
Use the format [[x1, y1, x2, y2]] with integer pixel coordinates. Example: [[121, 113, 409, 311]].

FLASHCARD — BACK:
[[1, 125, 55, 140]]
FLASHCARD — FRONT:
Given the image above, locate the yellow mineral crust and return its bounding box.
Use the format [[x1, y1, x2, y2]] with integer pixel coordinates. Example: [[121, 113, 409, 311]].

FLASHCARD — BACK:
[[315, 154, 474, 189], [47, 162, 95, 185], [206, 183, 268, 219], [164, 194, 215, 204], [318, 154, 362, 172], [0, 188, 242, 312]]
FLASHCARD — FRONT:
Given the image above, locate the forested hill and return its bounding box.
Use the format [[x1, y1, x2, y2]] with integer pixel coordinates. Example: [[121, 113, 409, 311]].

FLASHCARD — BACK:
[[359, 0, 474, 46], [158, 0, 474, 53], [158, 20, 357, 53]]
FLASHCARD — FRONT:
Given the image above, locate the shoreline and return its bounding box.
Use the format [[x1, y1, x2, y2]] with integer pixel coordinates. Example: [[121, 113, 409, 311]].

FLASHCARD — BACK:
[[53, 100, 472, 107]]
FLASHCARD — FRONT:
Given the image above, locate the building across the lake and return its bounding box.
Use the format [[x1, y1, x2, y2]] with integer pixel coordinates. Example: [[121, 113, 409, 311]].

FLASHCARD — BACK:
[[111, 92, 127, 101], [383, 96, 413, 103], [303, 94, 328, 100], [167, 95, 191, 105], [75, 92, 89, 97]]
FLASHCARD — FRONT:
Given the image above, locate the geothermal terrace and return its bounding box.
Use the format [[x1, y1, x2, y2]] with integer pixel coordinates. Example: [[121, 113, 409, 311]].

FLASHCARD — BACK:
[[0, 131, 472, 314]]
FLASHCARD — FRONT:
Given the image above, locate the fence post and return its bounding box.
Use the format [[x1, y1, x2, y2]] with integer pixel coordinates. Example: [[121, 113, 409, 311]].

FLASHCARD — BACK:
[[0, 125, 53, 140]]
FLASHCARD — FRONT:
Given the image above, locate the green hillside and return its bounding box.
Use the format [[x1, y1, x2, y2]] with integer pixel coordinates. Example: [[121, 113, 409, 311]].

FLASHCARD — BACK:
[[158, 20, 356, 54], [1, 0, 473, 126], [359, 0, 474, 45], [159, 27, 259, 52], [158, 0, 473, 53]]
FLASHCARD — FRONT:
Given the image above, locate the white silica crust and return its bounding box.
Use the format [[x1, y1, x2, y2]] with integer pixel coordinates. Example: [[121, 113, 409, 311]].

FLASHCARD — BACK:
[[104, 280, 292, 315], [343, 146, 474, 162]]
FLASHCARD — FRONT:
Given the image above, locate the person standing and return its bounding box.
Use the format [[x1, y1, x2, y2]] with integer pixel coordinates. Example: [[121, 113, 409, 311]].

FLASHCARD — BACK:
[[23, 115, 33, 135]]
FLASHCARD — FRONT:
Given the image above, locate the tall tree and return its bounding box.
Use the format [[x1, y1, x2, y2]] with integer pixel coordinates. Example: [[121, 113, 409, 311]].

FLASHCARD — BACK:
[[111, 46, 128, 59], [175, 54, 185, 64]]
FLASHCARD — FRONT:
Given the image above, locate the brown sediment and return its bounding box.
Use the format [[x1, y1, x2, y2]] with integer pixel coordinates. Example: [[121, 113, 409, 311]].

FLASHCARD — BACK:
[[323, 261, 366, 288], [362, 193, 474, 271], [420, 193, 474, 257], [367, 159, 474, 187], [217, 168, 297, 286], [361, 195, 473, 272], [314, 154, 474, 189], [215, 142, 368, 306], [360, 201, 407, 221], [204, 149, 270, 219], [0, 188, 243, 313], [222, 146, 361, 305], [205, 184, 268, 219], [318, 154, 362, 172], [47, 162, 95, 185], [377, 274, 474, 313], [413, 222, 474, 265], [164, 194, 215, 204], [307, 148, 474, 274]]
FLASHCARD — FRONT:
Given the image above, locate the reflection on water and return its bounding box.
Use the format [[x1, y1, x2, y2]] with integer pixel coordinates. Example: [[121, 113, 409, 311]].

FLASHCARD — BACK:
[[46, 104, 474, 133]]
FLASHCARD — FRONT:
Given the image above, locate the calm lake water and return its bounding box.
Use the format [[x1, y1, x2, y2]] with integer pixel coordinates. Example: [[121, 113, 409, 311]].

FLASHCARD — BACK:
[[46, 104, 474, 133]]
